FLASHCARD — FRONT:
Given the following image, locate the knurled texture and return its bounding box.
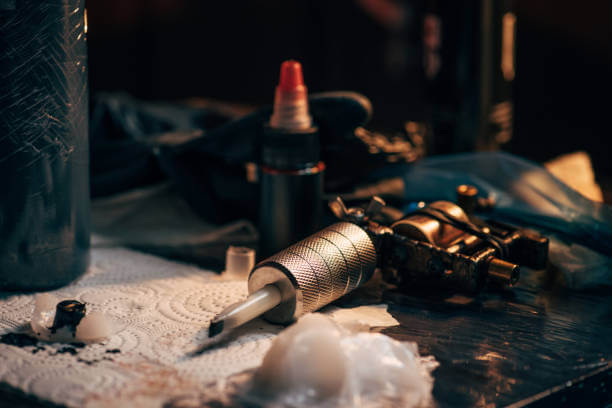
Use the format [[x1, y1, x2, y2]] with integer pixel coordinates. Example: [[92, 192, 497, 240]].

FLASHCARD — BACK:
[[323, 222, 377, 291], [297, 235, 348, 303], [281, 246, 334, 312], [262, 222, 376, 313], [323, 230, 365, 291]]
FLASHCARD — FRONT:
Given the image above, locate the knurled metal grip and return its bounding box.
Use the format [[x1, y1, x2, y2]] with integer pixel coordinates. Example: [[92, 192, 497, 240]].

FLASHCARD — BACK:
[[248, 222, 377, 324]]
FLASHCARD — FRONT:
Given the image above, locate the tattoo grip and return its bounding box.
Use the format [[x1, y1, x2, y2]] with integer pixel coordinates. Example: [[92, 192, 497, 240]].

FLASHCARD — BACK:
[[248, 222, 377, 324]]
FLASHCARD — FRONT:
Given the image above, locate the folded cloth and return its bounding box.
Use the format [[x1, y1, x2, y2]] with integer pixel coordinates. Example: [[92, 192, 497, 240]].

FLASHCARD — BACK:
[[90, 92, 380, 223], [91, 183, 258, 270]]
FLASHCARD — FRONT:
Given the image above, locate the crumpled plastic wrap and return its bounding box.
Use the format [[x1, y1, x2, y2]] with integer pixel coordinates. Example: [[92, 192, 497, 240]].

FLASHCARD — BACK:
[[241, 313, 438, 408]]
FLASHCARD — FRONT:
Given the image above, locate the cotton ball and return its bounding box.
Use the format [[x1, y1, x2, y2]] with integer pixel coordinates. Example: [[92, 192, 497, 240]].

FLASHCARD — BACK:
[[75, 311, 111, 341], [253, 314, 346, 403], [287, 321, 346, 400], [33, 293, 58, 315], [30, 296, 111, 343], [31, 294, 59, 340]]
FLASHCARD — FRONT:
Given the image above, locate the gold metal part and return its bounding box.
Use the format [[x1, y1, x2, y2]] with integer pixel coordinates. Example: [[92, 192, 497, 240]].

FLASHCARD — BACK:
[[487, 257, 520, 286], [457, 184, 479, 215], [391, 201, 469, 247]]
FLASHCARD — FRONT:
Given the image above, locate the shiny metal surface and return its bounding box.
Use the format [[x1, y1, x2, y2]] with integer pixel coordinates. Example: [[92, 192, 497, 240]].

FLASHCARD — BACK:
[[248, 221, 377, 324], [456, 184, 479, 215], [391, 201, 469, 247], [487, 257, 520, 286]]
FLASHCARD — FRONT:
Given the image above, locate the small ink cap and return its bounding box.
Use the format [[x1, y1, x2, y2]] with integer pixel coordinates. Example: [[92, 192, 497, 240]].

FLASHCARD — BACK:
[[269, 59, 312, 130], [278, 60, 305, 91]]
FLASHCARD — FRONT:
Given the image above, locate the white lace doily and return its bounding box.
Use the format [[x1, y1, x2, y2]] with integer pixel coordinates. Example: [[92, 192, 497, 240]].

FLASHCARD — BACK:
[[0, 248, 398, 408]]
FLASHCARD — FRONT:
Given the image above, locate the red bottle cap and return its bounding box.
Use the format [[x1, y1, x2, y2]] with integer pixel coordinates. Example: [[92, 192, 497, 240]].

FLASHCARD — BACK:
[[278, 60, 305, 91], [270, 60, 311, 130]]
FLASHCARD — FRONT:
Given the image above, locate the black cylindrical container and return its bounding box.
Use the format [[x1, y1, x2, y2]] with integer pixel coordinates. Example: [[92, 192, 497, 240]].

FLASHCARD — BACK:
[[0, 0, 90, 290], [259, 126, 324, 258]]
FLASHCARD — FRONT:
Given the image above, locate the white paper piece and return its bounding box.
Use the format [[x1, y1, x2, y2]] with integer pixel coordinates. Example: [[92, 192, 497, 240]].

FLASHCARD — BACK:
[[544, 151, 603, 202], [323, 304, 400, 329]]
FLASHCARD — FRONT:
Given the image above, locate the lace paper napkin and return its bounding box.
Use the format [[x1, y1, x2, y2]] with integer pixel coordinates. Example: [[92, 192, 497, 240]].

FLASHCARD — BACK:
[[0, 248, 398, 407]]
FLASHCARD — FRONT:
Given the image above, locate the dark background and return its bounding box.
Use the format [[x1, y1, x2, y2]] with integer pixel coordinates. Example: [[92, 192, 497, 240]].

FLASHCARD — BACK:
[[86, 0, 612, 195]]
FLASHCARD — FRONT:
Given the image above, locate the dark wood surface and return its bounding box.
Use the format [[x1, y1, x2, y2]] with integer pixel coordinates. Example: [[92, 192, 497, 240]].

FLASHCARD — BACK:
[[338, 264, 611, 407], [379, 280, 612, 407]]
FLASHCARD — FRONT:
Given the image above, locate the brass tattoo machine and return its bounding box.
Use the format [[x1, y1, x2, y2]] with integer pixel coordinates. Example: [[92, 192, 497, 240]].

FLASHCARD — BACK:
[[208, 186, 549, 339]]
